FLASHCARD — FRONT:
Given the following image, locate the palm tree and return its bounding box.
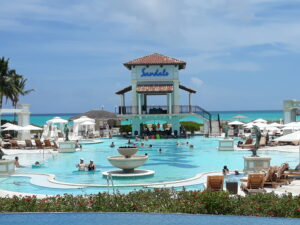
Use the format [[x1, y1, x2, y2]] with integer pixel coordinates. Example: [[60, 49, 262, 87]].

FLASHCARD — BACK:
[[6, 71, 34, 122], [0, 57, 10, 109]]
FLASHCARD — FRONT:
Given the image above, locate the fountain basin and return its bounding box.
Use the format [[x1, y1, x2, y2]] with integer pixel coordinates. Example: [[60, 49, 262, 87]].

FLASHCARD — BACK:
[[107, 155, 148, 172], [117, 147, 138, 158]]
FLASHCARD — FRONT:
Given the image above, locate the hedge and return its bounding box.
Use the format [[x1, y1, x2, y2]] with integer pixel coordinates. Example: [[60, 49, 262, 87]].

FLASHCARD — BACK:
[[0, 189, 299, 218]]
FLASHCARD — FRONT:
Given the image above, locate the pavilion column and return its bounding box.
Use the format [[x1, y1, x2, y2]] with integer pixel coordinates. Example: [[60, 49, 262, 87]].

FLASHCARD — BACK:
[[138, 93, 142, 115], [120, 94, 125, 115], [17, 104, 31, 141], [189, 93, 192, 113], [168, 93, 172, 114]]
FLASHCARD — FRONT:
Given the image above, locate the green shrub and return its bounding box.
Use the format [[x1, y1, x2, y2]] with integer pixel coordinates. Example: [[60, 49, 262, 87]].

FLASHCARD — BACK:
[[180, 121, 203, 132], [120, 125, 132, 133], [0, 190, 299, 218]]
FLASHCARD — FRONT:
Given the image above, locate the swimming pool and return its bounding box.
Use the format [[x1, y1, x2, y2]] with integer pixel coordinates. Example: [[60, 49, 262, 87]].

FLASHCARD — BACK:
[[0, 136, 298, 195]]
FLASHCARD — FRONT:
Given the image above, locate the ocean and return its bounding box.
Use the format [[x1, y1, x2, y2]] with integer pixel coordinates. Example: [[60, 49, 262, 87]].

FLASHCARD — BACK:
[[0, 110, 293, 126]]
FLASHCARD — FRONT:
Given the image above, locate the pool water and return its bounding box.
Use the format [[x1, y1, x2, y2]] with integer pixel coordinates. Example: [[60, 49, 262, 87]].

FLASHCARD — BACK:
[[0, 136, 298, 195]]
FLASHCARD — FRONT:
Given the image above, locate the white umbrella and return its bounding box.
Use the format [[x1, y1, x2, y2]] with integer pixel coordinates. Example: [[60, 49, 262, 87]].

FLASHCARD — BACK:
[[275, 131, 300, 165], [1, 122, 14, 128], [275, 131, 300, 142], [228, 121, 245, 126], [269, 122, 284, 128], [80, 121, 96, 126], [73, 116, 94, 123], [254, 123, 268, 129], [21, 125, 43, 131], [253, 118, 267, 123], [47, 117, 68, 124], [3, 124, 23, 131]]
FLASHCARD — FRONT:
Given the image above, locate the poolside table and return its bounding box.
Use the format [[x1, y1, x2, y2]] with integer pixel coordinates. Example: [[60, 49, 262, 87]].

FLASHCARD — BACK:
[[226, 181, 238, 194]]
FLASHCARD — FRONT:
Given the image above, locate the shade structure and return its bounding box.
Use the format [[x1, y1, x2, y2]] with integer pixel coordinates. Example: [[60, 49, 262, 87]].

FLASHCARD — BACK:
[[275, 131, 300, 142], [21, 125, 43, 131], [1, 122, 14, 128], [47, 117, 68, 124], [274, 131, 300, 165], [80, 121, 96, 126], [2, 124, 23, 131], [73, 116, 94, 123], [228, 121, 245, 126], [269, 122, 284, 128], [255, 123, 268, 129], [253, 118, 267, 123]]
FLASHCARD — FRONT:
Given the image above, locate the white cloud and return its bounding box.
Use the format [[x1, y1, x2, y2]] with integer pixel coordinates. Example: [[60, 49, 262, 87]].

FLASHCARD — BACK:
[[190, 77, 204, 88]]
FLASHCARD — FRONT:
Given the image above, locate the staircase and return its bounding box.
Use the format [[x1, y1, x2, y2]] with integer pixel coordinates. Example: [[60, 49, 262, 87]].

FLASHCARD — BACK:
[[210, 120, 221, 137]]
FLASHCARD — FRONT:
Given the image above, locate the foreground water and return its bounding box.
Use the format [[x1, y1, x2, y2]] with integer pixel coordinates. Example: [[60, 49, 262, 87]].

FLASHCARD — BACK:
[[0, 136, 298, 195]]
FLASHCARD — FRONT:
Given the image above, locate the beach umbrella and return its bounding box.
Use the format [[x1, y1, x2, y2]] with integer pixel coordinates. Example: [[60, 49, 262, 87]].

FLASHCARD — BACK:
[[275, 131, 300, 165], [2, 124, 23, 131], [73, 116, 95, 123], [232, 115, 248, 121], [253, 118, 267, 123], [228, 121, 245, 126], [80, 121, 96, 126], [1, 122, 14, 128], [21, 125, 43, 131], [46, 117, 68, 124], [269, 122, 284, 128]]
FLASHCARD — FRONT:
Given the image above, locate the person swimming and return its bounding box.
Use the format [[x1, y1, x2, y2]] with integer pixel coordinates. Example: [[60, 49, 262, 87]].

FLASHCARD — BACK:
[[110, 142, 115, 148]]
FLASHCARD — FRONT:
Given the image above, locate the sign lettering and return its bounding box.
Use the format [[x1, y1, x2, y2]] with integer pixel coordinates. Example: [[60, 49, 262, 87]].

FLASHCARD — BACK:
[[141, 68, 169, 77]]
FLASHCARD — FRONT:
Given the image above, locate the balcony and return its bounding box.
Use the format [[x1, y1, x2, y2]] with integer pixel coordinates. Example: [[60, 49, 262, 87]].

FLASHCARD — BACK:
[[118, 105, 212, 120]]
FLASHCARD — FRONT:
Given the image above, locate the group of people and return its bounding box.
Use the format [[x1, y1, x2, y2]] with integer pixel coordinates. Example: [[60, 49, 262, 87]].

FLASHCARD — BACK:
[[76, 158, 96, 171], [222, 165, 240, 176], [176, 141, 194, 149]]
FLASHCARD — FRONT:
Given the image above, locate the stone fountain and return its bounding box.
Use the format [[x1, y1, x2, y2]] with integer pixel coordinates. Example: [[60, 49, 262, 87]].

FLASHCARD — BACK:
[[243, 125, 271, 172], [102, 146, 155, 177]]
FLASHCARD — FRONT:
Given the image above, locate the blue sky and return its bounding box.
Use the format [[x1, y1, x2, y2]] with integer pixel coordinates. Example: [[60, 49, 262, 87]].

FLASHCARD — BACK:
[[0, 0, 300, 113]]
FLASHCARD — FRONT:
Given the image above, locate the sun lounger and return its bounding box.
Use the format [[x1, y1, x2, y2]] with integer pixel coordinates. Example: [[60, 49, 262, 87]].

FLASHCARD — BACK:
[[276, 163, 294, 184], [52, 141, 59, 150], [34, 139, 44, 149], [240, 138, 254, 149], [44, 140, 52, 149], [25, 140, 35, 149], [263, 166, 282, 188], [9, 140, 20, 149], [240, 174, 266, 194], [206, 175, 224, 192]]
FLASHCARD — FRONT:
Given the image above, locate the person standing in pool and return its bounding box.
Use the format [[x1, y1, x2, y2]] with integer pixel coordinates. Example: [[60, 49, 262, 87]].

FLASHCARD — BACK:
[[14, 156, 20, 168], [223, 165, 229, 176], [87, 160, 96, 171], [77, 159, 86, 171]]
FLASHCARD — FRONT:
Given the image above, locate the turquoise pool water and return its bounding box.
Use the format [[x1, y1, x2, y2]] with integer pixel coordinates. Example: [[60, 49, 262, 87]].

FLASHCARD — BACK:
[[0, 136, 298, 195]]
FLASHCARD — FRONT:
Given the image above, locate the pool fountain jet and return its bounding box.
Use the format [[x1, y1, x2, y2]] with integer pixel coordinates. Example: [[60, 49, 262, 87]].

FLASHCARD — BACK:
[[102, 146, 155, 177]]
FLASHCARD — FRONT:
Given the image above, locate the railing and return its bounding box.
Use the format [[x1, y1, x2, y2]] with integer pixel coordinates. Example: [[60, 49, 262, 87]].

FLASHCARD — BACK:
[[119, 105, 211, 119], [118, 105, 213, 133]]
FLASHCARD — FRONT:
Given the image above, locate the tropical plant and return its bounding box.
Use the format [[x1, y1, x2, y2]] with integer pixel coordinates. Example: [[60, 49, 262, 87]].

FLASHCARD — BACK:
[[0, 57, 34, 119], [180, 121, 203, 132]]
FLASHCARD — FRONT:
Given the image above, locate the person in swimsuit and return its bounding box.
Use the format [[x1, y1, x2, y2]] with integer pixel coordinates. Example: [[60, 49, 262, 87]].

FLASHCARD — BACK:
[[77, 158, 86, 171], [15, 156, 20, 168], [87, 160, 96, 171]]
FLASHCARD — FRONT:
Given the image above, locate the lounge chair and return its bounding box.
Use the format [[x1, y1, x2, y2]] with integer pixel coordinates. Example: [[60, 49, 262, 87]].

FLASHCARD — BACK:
[[52, 141, 59, 150], [263, 166, 282, 188], [25, 140, 35, 149], [276, 163, 293, 184], [44, 140, 52, 149], [9, 140, 20, 149], [240, 138, 253, 149], [206, 175, 224, 192], [240, 174, 266, 194], [34, 139, 44, 149], [259, 137, 266, 147]]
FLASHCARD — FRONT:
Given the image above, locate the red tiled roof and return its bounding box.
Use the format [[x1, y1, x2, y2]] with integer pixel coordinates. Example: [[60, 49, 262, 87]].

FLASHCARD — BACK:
[[124, 53, 186, 70], [136, 85, 173, 93]]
